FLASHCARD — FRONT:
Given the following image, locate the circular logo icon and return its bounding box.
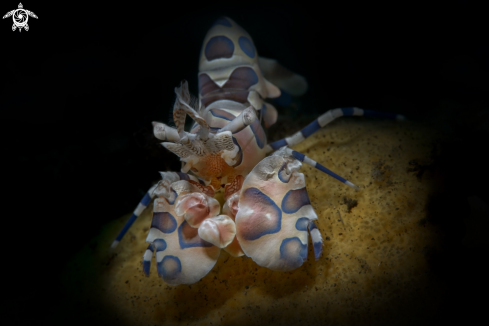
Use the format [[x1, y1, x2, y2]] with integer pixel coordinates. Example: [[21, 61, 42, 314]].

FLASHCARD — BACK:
[[13, 9, 28, 28]]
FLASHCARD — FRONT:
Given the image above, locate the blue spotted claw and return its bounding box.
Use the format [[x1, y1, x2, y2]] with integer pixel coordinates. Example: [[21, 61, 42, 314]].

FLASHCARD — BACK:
[[143, 180, 220, 285], [235, 154, 323, 271]]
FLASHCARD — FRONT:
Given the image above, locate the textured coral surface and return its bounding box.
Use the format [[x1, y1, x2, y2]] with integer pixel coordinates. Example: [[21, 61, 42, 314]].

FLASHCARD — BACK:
[[59, 118, 448, 326]]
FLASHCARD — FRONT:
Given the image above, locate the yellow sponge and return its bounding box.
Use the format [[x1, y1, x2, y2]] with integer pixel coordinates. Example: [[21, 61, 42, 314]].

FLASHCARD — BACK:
[[61, 118, 445, 326]]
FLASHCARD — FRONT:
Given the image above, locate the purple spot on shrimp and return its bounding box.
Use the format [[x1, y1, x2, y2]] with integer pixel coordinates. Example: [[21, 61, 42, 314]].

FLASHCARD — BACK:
[[295, 217, 309, 231], [157, 255, 182, 280], [225, 67, 258, 89], [178, 220, 214, 249], [238, 187, 281, 240], [151, 212, 177, 233], [205, 36, 234, 61], [279, 237, 308, 269], [238, 36, 255, 58], [153, 238, 167, 251], [281, 188, 311, 214]]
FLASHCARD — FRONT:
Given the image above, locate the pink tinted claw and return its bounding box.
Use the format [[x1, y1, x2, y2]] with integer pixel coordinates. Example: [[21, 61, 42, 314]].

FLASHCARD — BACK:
[[172, 180, 220, 228], [175, 192, 220, 227], [198, 215, 236, 248]]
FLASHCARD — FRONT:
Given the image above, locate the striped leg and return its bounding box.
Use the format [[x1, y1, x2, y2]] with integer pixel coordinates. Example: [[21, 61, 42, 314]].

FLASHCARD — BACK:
[[142, 243, 154, 276], [308, 221, 322, 260], [265, 107, 405, 153], [111, 184, 157, 249]]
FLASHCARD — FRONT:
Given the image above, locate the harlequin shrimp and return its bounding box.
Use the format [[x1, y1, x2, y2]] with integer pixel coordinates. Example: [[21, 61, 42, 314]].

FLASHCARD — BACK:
[[111, 16, 405, 285]]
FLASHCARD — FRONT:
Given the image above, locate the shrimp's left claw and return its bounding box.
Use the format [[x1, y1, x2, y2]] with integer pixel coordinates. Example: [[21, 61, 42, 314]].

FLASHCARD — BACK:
[[144, 181, 220, 285], [174, 191, 220, 228]]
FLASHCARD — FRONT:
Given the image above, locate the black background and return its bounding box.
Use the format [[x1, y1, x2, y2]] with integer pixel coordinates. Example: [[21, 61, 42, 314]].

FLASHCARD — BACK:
[[1, 1, 487, 325]]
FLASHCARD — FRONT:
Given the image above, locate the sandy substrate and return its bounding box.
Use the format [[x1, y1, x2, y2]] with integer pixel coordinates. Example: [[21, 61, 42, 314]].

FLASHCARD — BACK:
[[59, 118, 448, 326]]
